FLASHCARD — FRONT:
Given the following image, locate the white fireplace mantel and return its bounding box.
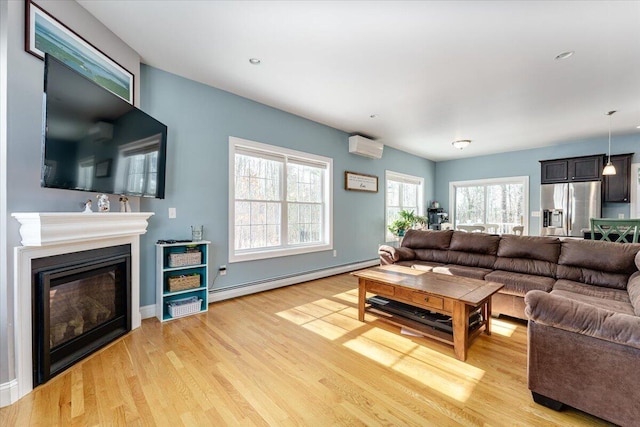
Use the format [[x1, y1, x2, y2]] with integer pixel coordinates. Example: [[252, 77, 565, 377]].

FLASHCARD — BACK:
[[11, 212, 154, 246], [9, 211, 154, 405]]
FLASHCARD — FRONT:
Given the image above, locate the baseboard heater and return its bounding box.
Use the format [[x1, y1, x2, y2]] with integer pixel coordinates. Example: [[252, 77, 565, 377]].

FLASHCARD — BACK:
[[209, 259, 379, 303], [366, 295, 483, 335]]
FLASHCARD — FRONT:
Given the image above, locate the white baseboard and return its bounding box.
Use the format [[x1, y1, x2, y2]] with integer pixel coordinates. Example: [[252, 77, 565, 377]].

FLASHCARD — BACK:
[[138, 260, 378, 320], [0, 379, 18, 408], [209, 259, 378, 302], [139, 304, 155, 320]]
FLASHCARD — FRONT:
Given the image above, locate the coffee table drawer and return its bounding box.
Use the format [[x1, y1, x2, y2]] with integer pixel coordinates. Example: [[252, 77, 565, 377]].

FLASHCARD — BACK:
[[394, 288, 444, 310], [412, 293, 444, 310], [367, 281, 395, 297]]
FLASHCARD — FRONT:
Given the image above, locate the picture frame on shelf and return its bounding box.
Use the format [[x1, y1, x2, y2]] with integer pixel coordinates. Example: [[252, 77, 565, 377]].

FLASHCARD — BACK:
[[25, 0, 134, 103], [345, 171, 378, 192]]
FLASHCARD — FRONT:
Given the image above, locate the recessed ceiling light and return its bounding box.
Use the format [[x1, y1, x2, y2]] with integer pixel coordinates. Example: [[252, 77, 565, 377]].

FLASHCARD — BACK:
[[249, 58, 261, 65], [555, 51, 574, 60], [637, 125, 640, 129], [452, 139, 471, 149]]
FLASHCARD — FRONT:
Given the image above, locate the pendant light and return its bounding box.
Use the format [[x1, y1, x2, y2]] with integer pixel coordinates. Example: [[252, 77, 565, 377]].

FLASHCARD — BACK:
[[602, 110, 617, 176]]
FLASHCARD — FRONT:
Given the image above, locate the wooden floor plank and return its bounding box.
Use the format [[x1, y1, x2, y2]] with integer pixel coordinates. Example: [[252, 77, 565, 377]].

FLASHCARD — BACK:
[[1, 273, 610, 426]]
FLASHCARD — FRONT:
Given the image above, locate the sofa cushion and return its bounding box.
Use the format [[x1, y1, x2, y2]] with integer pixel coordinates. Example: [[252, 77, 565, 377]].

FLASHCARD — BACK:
[[449, 231, 500, 255], [412, 248, 450, 264], [485, 270, 555, 297], [553, 279, 632, 304], [556, 266, 632, 291], [446, 251, 496, 269], [398, 230, 452, 264], [550, 289, 635, 316], [497, 235, 561, 263], [402, 229, 453, 250], [494, 235, 560, 278], [558, 239, 640, 275], [557, 240, 640, 290], [445, 232, 500, 269], [432, 264, 492, 280], [493, 257, 558, 278]]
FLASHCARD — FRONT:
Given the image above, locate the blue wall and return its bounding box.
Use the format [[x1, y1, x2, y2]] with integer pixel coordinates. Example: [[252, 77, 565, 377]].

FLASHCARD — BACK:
[[138, 65, 435, 305], [435, 134, 638, 235]]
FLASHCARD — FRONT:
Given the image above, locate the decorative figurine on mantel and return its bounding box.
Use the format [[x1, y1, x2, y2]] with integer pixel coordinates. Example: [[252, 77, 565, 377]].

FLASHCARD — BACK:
[[82, 199, 93, 213], [119, 196, 131, 213], [96, 194, 110, 212]]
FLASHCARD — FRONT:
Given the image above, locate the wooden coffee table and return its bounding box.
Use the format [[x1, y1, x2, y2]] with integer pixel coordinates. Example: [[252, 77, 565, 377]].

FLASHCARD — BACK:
[[353, 265, 504, 361]]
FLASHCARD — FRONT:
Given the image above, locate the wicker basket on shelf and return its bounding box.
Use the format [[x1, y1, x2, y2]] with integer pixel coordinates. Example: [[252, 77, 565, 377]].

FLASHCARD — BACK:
[[168, 250, 202, 268], [167, 296, 202, 318], [167, 273, 200, 292]]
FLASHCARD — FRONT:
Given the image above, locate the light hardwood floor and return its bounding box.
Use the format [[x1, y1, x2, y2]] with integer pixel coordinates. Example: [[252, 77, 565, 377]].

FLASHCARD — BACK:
[[1, 273, 610, 426]]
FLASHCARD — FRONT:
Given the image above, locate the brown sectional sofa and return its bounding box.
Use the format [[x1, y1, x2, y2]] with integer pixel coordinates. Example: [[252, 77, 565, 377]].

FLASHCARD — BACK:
[[378, 229, 640, 426]]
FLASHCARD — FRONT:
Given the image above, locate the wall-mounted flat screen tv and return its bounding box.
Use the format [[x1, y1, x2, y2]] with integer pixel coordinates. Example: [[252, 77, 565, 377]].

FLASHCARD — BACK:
[[42, 54, 167, 198]]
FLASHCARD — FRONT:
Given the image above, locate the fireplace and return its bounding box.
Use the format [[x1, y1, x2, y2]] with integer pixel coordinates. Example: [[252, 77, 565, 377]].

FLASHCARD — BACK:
[[10, 212, 152, 404], [31, 245, 131, 386]]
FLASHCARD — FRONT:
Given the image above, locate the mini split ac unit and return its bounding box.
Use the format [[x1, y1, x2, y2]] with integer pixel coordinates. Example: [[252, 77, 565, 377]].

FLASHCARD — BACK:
[[87, 121, 114, 142], [348, 135, 383, 159]]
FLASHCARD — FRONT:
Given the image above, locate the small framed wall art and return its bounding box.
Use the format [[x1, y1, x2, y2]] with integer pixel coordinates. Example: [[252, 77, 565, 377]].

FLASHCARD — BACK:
[[345, 171, 378, 193], [95, 159, 112, 178]]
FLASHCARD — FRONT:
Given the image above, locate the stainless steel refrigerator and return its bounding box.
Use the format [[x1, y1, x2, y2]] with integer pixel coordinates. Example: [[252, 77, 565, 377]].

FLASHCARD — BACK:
[[541, 182, 601, 237]]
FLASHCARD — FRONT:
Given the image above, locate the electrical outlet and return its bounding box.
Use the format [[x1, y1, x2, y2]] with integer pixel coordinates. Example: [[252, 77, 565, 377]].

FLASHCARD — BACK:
[[333, 250, 337, 257], [618, 213, 625, 219], [168, 207, 176, 218], [219, 265, 227, 276]]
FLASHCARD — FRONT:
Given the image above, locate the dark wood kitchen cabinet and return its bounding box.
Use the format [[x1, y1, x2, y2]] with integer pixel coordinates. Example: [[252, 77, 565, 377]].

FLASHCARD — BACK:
[[603, 153, 633, 203], [540, 155, 604, 184]]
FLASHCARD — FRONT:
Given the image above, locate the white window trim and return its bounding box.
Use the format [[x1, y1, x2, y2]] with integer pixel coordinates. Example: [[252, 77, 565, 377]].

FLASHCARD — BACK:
[[228, 136, 333, 263], [449, 176, 529, 234], [631, 163, 639, 218], [385, 170, 424, 242]]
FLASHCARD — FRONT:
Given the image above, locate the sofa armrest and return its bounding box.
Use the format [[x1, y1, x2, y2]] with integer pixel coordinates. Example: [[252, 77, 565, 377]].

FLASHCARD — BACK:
[[627, 271, 640, 316], [378, 245, 416, 265], [524, 290, 640, 350]]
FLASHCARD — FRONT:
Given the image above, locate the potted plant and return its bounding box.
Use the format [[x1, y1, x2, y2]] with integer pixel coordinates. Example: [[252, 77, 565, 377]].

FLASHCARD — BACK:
[[388, 209, 427, 237]]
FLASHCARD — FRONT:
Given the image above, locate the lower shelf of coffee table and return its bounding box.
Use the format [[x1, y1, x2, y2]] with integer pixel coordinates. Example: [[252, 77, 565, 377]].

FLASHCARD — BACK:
[[367, 306, 485, 347]]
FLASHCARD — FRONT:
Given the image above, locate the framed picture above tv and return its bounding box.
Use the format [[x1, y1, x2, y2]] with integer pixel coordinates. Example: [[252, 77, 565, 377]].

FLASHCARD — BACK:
[[25, 0, 134, 104]]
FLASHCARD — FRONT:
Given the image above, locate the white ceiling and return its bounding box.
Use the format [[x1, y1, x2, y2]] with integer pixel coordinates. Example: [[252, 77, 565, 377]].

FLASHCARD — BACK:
[[78, 0, 640, 161]]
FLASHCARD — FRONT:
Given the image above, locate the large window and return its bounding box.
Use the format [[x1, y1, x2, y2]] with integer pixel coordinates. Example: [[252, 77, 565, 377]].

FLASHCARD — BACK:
[[450, 176, 529, 234], [385, 171, 424, 241], [229, 137, 333, 262]]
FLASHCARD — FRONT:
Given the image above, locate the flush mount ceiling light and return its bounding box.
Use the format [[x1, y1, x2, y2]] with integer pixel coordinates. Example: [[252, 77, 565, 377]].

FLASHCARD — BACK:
[[249, 58, 261, 65], [555, 51, 575, 60], [452, 139, 471, 150], [603, 110, 617, 176]]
